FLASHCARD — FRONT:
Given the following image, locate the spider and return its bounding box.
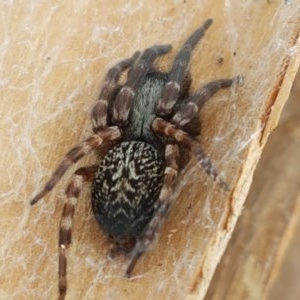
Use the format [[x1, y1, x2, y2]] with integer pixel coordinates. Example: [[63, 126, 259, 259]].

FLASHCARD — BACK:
[[31, 18, 238, 299]]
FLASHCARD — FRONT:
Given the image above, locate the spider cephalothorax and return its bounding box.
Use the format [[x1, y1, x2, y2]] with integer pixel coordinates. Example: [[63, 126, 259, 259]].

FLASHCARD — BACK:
[[31, 18, 238, 299]]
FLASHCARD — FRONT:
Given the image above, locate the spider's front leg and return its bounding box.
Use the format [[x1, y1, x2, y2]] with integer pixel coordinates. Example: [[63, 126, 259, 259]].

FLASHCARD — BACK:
[[92, 51, 140, 131], [125, 144, 180, 277], [112, 44, 172, 126], [156, 19, 213, 116]]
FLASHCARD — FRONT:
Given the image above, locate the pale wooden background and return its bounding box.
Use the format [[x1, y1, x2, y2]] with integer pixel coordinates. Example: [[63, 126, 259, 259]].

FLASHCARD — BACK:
[[269, 70, 300, 300], [205, 70, 300, 300]]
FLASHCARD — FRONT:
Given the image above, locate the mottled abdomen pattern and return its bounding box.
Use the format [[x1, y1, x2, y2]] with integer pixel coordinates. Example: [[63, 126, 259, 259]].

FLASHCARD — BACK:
[[91, 141, 164, 241]]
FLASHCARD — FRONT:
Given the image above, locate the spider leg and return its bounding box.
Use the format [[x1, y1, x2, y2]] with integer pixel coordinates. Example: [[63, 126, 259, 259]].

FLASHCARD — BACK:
[[156, 19, 213, 116], [112, 44, 172, 126], [92, 51, 140, 131], [125, 144, 179, 277], [172, 78, 235, 127], [30, 127, 121, 205], [152, 118, 229, 190], [58, 165, 98, 300], [180, 71, 192, 99]]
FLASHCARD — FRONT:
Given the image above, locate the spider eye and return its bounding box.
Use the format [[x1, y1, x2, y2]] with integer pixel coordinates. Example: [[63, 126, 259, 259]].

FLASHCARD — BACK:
[[91, 141, 164, 239]]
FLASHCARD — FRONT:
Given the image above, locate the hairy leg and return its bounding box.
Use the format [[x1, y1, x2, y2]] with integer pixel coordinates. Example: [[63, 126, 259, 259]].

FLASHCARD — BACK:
[[125, 143, 180, 276], [172, 78, 235, 127], [92, 51, 140, 131], [112, 44, 172, 126], [152, 118, 228, 190], [30, 127, 121, 205], [58, 165, 98, 299], [156, 19, 213, 116]]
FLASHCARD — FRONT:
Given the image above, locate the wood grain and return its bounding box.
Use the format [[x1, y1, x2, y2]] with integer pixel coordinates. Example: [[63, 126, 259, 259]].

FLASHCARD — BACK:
[[0, 1, 300, 300], [205, 71, 300, 300]]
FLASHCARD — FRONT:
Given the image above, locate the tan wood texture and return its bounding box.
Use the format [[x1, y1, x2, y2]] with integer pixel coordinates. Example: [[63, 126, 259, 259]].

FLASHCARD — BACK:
[[205, 71, 300, 300], [1, 1, 300, 299]]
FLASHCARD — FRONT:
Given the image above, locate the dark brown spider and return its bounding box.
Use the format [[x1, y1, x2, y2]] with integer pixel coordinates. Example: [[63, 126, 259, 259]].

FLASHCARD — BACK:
[[31, 18, 237, 299]]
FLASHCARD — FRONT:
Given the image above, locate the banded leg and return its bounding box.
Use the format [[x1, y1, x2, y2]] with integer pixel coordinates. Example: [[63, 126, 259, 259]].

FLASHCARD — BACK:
[[172, 78, 234, 127], [92, 51, 140, 131], [152, 118, 229, 190], [30, 127, 121, 205], [125, 144, 179, 276], [58, 165, 98, 300], [112, 44, 172, 126], [156, 19, 213, 116]]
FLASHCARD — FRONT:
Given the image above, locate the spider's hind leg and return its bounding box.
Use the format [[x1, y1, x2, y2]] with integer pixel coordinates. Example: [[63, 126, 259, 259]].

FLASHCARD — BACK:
[[125, 144, 180, 277], [59, 165, 98, 299]]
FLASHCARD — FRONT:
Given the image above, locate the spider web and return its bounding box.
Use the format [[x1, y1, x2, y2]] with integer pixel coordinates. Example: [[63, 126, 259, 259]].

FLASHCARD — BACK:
[[0, 1, 299, 299]]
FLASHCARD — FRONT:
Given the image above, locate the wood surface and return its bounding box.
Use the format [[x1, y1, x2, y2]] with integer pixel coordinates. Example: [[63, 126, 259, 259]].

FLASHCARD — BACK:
[[205, 70, 300, 300], [0, 1, 300, 300]]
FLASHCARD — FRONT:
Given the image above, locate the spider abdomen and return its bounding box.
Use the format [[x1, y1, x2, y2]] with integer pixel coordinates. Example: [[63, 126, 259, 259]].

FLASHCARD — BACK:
[[91, 141, 164, 241]]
